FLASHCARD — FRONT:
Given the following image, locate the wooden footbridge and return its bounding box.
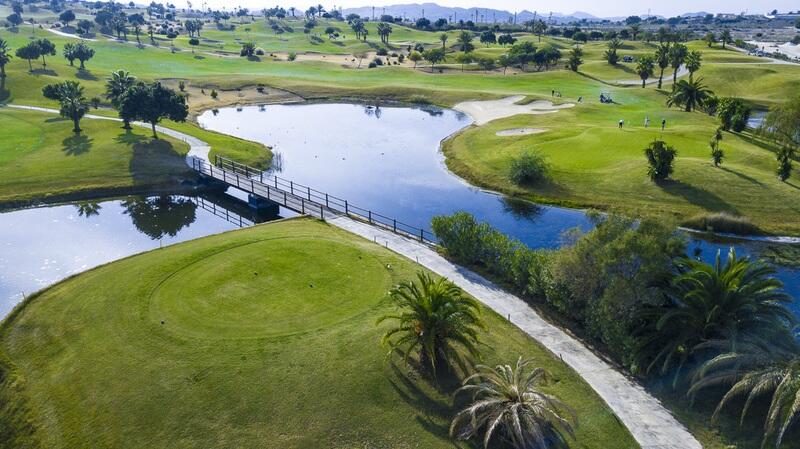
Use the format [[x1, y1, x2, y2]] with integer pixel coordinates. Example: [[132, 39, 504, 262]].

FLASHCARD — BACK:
[[189, 156, 437, 244]]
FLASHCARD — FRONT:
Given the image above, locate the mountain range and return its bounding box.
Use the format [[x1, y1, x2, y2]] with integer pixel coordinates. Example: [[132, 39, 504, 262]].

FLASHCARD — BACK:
[[340, 3, 618, 24]]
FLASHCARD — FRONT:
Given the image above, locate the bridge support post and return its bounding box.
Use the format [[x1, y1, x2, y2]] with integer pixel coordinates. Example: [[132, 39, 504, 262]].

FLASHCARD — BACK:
[[248, 194, 280, 215]]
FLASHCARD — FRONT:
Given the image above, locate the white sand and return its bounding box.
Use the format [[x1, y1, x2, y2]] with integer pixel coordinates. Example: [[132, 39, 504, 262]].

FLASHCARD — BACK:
[[454, 95, 574, 125], [496, 128, 547, 136]]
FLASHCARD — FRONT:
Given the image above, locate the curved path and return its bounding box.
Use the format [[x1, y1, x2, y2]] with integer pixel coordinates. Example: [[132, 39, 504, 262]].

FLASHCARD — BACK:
[[4, 103, 702, 448]]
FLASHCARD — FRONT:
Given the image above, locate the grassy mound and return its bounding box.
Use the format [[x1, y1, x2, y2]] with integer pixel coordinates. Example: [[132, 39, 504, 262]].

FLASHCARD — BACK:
[[0, 108, 191, 205], [0, 218, 636, 449]]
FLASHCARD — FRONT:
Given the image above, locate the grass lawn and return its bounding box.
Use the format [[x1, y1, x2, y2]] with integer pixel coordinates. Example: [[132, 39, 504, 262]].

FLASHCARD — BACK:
[[0, 107, 192, 205], [0, 218, 637, 449], [443, 94, 800, 235]]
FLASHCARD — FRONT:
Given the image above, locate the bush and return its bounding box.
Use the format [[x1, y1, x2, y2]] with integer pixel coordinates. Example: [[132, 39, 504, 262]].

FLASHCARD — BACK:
[[287, 52, 297, 61], [372, 57, 383, 66], [509, 151, 549, 186], [682, 212, 760, 235], [210, 89, 218, 99], [368, 62, 377, 68], [644, 140, 676, 182], [255, 48, 265, 55], [178, 81, 185, 91], [376, 47, 388, 56]]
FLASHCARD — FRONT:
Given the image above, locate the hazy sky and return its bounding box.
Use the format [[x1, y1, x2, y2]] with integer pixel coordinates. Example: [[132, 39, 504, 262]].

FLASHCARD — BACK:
[[187, 0, 797, 18]]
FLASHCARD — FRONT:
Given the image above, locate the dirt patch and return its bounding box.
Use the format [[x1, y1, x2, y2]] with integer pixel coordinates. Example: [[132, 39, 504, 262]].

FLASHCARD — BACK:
[[156, 80, 304, 116]]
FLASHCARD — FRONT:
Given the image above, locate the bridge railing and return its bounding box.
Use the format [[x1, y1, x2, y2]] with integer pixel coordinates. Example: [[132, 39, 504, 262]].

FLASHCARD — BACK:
[[193, 156, 437, 244]]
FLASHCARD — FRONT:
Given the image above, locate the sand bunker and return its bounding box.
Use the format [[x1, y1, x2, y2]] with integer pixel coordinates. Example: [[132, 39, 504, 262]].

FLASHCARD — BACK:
[[454, 95, 574, 125], [496, 128, 547, 137]]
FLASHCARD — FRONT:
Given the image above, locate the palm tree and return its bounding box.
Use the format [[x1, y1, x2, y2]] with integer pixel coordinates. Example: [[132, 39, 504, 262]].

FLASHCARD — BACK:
[[376, 271, 484, 375], [638, 248, 795, 383], [439, 32, 448, 49], [629, 23, 641, 41], [376, 22, 392, 44], [685, 50, 702, 81], [636, 55, 655, 87], [51, 81, 90, 134], [450, 357, 578, 449], [655, 43, 670, 89], [689, 340, 800, 449], [105, 70, 137, 128], [720, 28, 732, 49], [0, 38, 11, 79], [667, 78, 713, 112], [669, 43, 688, 83]]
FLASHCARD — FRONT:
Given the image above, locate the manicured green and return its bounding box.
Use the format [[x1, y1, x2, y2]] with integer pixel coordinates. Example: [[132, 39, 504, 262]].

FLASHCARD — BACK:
[[0, 218, 636, 449], [0, 107, 190, 204]]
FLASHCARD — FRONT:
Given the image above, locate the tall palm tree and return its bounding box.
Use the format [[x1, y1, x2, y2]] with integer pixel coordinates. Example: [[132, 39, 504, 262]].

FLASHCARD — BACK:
[[636, 55, 655, 88], [655, 43, 670, 89], [720, 28, 732, 49], [376, 271, 484, 375], [689, 340, 800, 449], [439, 32, 448, 49], [376, 22, 392, 44], [0, 38, 11, 79], [450, 357, 578, 449], [667, 77, 714, 112], [51, 81, 90, 134], [685, 50, 703, 81], [638, 248, 794, 383], [105, 70, 136, 128], [669, 43, 688, 83]]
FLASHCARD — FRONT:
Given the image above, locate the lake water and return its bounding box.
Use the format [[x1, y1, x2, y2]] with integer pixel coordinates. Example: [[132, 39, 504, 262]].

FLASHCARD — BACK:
[[1, 102, 797, 318]]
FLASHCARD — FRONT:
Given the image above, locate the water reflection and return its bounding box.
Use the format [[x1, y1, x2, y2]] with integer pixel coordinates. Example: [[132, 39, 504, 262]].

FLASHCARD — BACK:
[[122, 196, 197, 240], [75, 201, 102, 218]]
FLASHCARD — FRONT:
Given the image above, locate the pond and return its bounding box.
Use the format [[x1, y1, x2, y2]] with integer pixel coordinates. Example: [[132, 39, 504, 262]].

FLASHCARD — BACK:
[[1, 102, 797, 318]]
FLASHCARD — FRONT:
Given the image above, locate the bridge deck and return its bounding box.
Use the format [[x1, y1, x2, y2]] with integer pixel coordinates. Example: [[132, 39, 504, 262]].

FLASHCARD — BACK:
[[189, 156, 435, 244]]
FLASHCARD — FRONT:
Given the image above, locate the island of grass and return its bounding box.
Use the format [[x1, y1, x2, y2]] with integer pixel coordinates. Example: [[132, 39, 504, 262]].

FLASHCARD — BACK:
[[0, 218, 637, 449], [0, 107, 270, 206]]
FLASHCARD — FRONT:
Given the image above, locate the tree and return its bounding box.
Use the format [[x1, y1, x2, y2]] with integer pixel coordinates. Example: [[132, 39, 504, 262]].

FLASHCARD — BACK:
[[710, 132, 724, 166], [408, 50, 422, 69], [690, 342, 800, 449], [15, 41, 40, 71], [644, 140, 677, 182], [58, 9, 75, 26], [635, 55, 655, 88], [7, 13, 24, 28], [455, 52, 473, 71], [35, 39, 56, 68], [685, 50, 702, 81], [457, 31, 474, 53], [72, 42, 95, 69], [376, 271, 484, 375], [240, 41, 256, 57], [703, 32, 716, 47], [720, 28, 732, 49], [0, 38, 12, 79], [376, 22, 392, 44], [63, 42, 76, 66], [639, 249, 794, 381], [776, 147, 795, 182], [566, 46, 583, 72], [625, 15, 642, 25], [717, 98, 751, 132], [604, 39, 621, 65], [667, 78, 713, 112], [42, 81, 90, 134], [77, 19, 94, 34], [450, 357, 577, 449], [422, 48, 446, 70], [128, 13, 145, 43], [415, 17, 430, 29], [11, 2, 23, 15], [668, 43, 687, 83], [188, 37, 199, 53], [532, 19, 547, 42], [629, 23, 641, 41], [654, 43, 670, 89], [497, 53, 511, 74], [479, 31, 496, 46], [119, 81, 188, 138], [762, 96, 800, 150], [439, 32, 448, 49], [105, 70, 137, 128], [497, 33, 516, 46]]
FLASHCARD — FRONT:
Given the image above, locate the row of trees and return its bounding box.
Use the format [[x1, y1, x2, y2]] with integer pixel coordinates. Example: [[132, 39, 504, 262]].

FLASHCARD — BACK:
[[11, 38, 96, 72], [431, 210, 799, 448]]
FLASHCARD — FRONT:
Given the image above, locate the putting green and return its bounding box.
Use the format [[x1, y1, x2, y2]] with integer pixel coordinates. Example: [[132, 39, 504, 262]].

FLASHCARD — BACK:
[[148, 237, 390, 339]]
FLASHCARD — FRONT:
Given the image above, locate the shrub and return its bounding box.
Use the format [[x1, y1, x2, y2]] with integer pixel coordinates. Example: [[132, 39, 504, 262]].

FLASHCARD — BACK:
[[372, 57, 383, 66], [398, 53, 405, 62], [255, 48, 265, 56], [287, 52, 297, 61], [644, 140, 676, 182], [210, 89, 218, 99], [376, 47, 388, 56], [682, 212, 759, 235], [368, 62, 377, 68], [178, 80, 185, 91], [509, 151, 549, 186]]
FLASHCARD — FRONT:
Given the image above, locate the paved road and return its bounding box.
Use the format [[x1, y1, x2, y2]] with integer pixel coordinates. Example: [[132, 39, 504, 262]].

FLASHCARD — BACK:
[[329, 215, 702, 449]]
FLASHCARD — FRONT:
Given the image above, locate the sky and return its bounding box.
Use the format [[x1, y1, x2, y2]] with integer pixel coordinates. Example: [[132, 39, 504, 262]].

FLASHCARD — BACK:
[[185, 0, 798, 18]]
